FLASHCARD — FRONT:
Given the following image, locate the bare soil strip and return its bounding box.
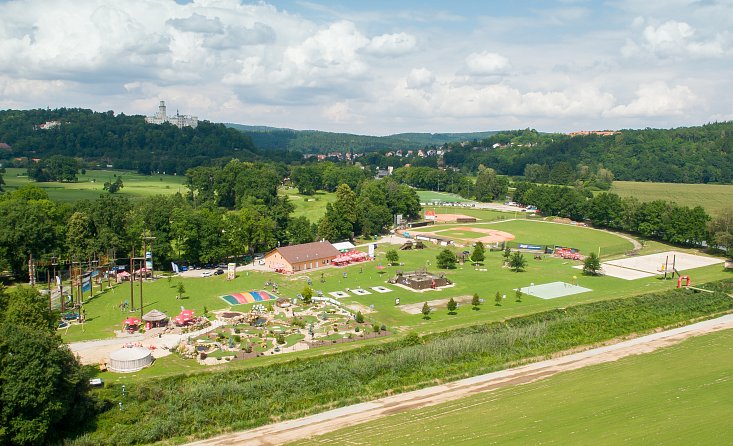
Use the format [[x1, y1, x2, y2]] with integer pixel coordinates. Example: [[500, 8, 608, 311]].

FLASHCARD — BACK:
[[185, 314, 733, 446]]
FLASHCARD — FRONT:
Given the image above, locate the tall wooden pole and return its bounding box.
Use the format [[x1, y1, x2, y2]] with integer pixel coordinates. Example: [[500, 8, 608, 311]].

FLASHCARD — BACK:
[[130, 246, 135, 312]]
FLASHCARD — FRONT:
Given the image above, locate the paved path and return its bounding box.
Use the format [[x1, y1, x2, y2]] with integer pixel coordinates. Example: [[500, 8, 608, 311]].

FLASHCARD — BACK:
[[69, 319, 225, 365], [185, 314, 733, 446]]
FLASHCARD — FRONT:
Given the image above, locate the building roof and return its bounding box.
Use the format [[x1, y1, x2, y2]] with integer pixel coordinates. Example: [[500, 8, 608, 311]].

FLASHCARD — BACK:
[[269, 241, 340, 265], [332, 241, 356, 251]]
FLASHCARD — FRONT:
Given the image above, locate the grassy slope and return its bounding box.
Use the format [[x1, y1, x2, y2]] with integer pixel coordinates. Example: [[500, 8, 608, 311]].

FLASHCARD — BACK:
[[279, 186, 336, 222], [609, 181, 733, 215], [417, 190, 471, 203], [2, 168, 187, 202], [296, 328, 733, 446]]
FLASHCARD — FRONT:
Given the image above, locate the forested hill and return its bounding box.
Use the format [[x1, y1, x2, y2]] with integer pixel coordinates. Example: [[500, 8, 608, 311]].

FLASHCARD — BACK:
[[226, 123, 497, 152], [445, 123, 733, 183], [0, 108, 258, 174]]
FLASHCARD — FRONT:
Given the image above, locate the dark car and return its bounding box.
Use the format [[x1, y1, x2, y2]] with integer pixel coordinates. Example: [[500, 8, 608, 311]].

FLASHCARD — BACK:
[[215, 269, 224, 275]]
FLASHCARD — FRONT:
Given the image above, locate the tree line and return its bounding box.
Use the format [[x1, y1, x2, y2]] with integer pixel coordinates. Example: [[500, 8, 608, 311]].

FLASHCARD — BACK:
[[443, 123, 733, 183], [514, 182, 732, 254], [0, 161, 420, 279], [0, 108, 260, 175]]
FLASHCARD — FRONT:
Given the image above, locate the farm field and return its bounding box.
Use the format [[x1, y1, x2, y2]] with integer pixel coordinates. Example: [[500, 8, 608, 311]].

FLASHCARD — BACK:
[[296, 328, 733, 446], [608, 181, 733, 215], [2, 167, 187, 201], [279, 186, 336, 222]]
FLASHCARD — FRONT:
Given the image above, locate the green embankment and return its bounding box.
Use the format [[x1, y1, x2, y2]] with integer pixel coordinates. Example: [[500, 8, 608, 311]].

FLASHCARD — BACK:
[[298, 325, 733, 445], [69, 281, 733, 445]]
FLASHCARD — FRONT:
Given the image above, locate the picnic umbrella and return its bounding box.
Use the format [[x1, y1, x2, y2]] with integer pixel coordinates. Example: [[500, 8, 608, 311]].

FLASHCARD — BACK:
[[123, 317, 141, 326], [178, 309, 195, 321], [376, 265, 386, 275]]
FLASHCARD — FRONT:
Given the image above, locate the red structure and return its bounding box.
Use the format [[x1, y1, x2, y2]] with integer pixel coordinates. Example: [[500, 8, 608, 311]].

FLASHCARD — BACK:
[[332, 250, 371, 266], [677, 276, 691, 288]]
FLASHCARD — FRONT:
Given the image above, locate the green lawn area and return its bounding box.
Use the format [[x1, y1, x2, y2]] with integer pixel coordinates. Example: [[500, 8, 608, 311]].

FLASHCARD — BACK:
[[64, 220, 730, 347], [421, 205, 515, 221], [434, 229, 486, 239], [412, 219, 633, 257], [2, 167, 187, 202], [417, 190, 471, 203], [295, 328, 733, 445], [279, 186, 336, 222], [608, 181, 733, 215]]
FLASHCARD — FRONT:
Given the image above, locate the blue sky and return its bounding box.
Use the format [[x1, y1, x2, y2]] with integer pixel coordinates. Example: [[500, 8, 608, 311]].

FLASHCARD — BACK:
[[1, 0, 732, 135]]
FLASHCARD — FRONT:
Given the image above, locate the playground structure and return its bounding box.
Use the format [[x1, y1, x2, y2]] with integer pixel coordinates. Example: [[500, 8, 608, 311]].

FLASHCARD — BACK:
[[389, 269, 452, 291], [399, 240, 425, 250], [658, 254, 681, 279]]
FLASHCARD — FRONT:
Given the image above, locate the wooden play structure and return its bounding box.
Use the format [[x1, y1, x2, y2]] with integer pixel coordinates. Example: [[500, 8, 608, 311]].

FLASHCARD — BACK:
[[658, 254, 680, 279]]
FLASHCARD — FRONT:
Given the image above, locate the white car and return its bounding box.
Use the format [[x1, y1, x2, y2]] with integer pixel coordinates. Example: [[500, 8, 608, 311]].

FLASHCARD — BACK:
[[201, 271, 214, 278]]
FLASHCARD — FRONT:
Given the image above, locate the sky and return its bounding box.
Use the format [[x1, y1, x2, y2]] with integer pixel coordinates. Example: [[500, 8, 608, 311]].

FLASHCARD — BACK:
[[1, 0, 732, 135]]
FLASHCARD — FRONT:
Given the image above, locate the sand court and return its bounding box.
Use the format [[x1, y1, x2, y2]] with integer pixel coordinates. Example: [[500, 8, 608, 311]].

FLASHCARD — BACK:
[[517, 281, 592, 300]]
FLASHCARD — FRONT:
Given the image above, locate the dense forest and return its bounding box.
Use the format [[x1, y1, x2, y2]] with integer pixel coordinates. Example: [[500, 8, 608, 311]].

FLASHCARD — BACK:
[[445, 124, 733, 183], [227, 123, 497, 153], [0, 108, 260, 174]]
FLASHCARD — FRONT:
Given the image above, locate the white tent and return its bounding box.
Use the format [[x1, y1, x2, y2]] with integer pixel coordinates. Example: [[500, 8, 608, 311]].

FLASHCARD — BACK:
[[108, 347, 153, 373]]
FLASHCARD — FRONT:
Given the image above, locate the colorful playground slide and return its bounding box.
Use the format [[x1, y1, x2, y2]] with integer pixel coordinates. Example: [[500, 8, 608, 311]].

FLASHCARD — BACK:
[[220, 290, 277, 306]]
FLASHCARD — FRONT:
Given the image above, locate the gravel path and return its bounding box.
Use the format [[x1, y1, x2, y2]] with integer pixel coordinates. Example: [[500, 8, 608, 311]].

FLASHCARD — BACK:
[[185, 314, 733, 446]]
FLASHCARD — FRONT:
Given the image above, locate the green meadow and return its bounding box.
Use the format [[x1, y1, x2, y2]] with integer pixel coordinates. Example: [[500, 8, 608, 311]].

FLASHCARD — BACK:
[[295, 328, 733, 446], [279, 186, 337, 222], [63, 219, 729, 348], [2, 167, 187, 202], [608, 181, 733, 215], [417, 190, 472, 203]]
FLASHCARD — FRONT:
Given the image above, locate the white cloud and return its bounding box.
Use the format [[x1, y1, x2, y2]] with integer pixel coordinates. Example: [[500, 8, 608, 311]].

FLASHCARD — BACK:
[[605, 82, 697, 117], [364, 32, 417, 56], [465, 52, 510, 76], [623, 19, 727, 59], [405, 68, 435, 89]]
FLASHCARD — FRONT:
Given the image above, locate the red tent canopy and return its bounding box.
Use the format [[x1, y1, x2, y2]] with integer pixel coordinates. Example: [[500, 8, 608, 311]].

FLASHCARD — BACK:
[[123, 317, 141, 326]]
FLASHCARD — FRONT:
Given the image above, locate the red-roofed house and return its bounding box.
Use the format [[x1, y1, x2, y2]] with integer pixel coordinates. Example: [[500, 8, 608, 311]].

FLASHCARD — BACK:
[[264, 241, 341, 273]]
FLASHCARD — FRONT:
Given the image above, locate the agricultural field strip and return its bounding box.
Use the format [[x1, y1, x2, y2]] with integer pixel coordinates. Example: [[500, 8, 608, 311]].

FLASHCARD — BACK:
[[184, 314, 733, 446]]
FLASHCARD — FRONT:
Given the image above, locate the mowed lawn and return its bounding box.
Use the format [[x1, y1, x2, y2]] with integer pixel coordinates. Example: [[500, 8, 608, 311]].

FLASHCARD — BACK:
[[411, 219, 634, 257], [279, 186, 336, 222], [417, 190, 472, 203], [2, 167, 187, 202], [609, 181, 733, 215], [434, 229, 486, 239], [295, 328, 733, 446]]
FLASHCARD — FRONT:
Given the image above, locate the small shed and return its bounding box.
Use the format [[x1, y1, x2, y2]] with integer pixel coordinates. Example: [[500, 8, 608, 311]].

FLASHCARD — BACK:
[[108, 347, 153, 373]]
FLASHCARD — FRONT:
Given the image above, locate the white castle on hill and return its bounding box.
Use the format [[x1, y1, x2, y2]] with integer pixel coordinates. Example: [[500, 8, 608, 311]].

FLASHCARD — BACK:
[[145, 101, 198, 129]]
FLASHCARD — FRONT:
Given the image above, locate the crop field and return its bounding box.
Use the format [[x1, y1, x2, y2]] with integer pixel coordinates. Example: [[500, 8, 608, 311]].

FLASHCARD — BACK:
[[2, 167, 187, 201], [417, 190, 471, 203], [296, 328, 733, 446], [279, 186, 336, 222], [608, 181, 733, 215]]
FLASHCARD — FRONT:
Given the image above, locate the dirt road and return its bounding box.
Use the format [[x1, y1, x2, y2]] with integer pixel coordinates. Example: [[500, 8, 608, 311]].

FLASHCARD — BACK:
[[185, 314, 733, 446]]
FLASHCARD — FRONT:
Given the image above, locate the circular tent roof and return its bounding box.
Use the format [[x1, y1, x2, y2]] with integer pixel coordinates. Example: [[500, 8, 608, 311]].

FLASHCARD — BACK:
[[142, 309, 168, 322], [108, 347, 153, 373]]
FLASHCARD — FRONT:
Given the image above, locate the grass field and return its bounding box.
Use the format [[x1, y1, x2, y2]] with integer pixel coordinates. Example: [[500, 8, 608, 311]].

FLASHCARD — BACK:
[[279, 186, 336, 222], [417, 190, 471, 203], [412, 220, 633, 256], [63, 224, 730, 348], [609, 181, 733, 215], [295, 328, 733, 445], [2, 167, 187, 201], [434, 229, 486, 239]]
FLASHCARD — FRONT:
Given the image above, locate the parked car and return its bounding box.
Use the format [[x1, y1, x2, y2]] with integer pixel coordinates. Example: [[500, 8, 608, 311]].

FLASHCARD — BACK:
[[215, 269, 224, 275], [201, 271, 214, 278]]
